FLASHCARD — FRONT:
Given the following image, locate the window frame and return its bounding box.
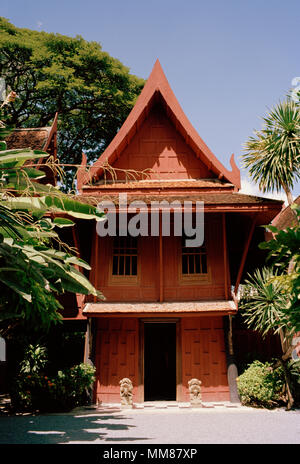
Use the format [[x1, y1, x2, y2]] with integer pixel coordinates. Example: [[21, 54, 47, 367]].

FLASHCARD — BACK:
[[109, 236, 140, 285], [178, 236, 211, 284]]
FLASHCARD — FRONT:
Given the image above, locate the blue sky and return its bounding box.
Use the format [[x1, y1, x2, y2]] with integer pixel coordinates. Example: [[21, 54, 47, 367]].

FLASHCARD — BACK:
[[2, 0, 300, 199]]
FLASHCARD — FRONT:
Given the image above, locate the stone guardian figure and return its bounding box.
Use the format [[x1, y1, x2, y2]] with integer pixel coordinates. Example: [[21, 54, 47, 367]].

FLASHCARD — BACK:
[[188, 378, 202, 407], [119, 378, 133, 408]]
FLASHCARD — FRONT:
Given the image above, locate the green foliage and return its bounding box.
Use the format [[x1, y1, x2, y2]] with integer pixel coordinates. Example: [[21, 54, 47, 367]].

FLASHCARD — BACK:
[[13, 360, 96, 412], [49, 363, 96, 410], [19, 343, 47, 374], [240, 204, 300, 338], [0, 93, 105, 338], [260, 204, 300, 332], [240, 267, 288, 337], [260, 205, 300, 272], [0, 17, 145, 191], [243, 99, 300, 202], [237, 360, 285, 408], [288, 360, 300, 404]]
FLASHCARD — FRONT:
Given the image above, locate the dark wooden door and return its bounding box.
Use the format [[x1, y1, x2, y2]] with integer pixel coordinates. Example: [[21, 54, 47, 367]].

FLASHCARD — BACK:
[[144, 322, 177, 401]]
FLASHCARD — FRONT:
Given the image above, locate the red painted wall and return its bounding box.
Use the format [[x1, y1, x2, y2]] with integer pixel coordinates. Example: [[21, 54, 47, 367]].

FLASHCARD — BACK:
[[94, 318, 139, 404], [112, 103, 215, 180], [90, 214, 229, 302], [181, 316, 230, 402], [94, 316, 229, 404]]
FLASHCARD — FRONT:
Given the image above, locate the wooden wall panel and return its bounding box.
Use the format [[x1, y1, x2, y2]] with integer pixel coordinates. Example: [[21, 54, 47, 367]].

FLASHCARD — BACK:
[[90, 214, 228, 303], [181, 316, 230, 402], [94, 318, 139, 403], [233, 329, 282, 373], [112, 104, 214, 180]]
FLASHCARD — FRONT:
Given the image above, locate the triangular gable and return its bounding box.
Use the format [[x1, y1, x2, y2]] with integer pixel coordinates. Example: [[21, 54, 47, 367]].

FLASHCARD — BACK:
[[77, 60, 240, 190]]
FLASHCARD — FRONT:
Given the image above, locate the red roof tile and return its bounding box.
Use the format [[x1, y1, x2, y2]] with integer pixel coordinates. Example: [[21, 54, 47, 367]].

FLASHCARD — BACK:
[[272, 196, 300, 229], [5, 128, 51, 151], [85, 179, 234, 190], [83, 300, 237, 315]]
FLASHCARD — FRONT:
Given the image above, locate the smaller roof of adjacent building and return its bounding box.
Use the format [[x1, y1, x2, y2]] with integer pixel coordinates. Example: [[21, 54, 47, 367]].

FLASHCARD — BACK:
[[5, 127, 52, 151], [272, 196, 300, 230], [4, 114, 58, 185], [5, 113, 58, 153]]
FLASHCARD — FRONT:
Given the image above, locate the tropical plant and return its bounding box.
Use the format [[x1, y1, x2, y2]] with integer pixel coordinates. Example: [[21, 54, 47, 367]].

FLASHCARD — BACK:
[[0, 92, 105, 338], [243, 99, 300, 205], [237, 360, 285, 408], [13, 356, 96, 412], [239, 204, 300, 409], [240, 267, 288, 338], [19, 344, 48, 375]]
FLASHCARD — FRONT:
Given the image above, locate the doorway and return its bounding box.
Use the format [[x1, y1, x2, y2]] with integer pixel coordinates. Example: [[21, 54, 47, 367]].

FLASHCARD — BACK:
[[144, 322, 177, 401]]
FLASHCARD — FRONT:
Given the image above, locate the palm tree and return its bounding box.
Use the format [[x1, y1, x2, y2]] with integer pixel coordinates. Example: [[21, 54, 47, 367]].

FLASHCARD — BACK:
[[243, 99, 300, 205]]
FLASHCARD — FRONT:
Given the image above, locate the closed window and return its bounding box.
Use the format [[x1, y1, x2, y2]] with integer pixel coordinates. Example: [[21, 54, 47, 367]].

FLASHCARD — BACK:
[[112, 237, 138, 276], [182, 238, 207, 276]]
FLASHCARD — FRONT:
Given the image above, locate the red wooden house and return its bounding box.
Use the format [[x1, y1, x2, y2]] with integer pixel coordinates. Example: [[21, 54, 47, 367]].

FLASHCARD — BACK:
[[72, 60, 282, 404]]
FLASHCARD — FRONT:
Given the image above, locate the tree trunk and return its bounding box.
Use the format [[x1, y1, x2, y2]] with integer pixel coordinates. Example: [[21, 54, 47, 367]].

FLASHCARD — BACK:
[[281, 183, 294, 206], [279, 328, 294, 410]]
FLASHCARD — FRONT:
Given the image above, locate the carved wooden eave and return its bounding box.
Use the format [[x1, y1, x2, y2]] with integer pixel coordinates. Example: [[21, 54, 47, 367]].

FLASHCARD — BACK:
[[77, 60, 241, 191]]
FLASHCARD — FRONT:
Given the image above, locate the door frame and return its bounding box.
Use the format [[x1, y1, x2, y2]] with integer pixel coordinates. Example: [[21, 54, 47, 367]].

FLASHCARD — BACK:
[[138, 318, 181, 402]]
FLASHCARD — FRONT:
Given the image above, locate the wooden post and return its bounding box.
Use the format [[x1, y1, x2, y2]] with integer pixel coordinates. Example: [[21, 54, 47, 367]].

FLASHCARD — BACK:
[[93, 225, 99, 303], [222, 213, 229, 300], [234, 215, 257, 295], [224, 315, 240, 403], [159, 211, 163, 302], [72, 224, 85, 314]]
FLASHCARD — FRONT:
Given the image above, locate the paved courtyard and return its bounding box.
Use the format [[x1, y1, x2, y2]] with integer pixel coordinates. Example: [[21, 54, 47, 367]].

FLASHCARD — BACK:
[[0, 402, 299, 444]]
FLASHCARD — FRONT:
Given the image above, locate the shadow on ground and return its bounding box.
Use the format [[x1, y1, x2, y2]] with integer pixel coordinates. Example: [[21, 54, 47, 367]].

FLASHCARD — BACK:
[[0, 411, 150, 444]]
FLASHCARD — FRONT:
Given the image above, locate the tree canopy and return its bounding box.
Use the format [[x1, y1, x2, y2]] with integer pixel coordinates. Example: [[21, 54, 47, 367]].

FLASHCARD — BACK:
[[0, 17, 145, 190]]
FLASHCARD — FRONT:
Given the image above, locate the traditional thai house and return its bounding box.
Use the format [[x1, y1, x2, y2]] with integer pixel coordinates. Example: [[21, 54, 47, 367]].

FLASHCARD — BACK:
[[70, 60, 283, 404]]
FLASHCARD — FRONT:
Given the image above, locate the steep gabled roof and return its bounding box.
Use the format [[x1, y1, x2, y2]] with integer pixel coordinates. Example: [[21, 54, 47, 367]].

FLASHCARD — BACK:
[[77, 60, 241, 190]]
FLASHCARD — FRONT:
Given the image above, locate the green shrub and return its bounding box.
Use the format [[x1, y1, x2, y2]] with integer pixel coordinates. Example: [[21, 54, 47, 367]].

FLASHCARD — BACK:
[[47, 363, 96, 411], [237, 360, 285, 408], [13, 363, 96, 412], [289, 360, 300, 406]]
